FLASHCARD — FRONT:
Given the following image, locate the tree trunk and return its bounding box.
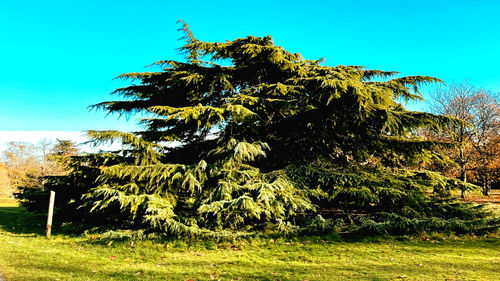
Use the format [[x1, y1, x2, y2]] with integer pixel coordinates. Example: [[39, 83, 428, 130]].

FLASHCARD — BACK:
[[459, 142, 467, 199], [460, 167, 467, 199], [482, 176, 489, 196]]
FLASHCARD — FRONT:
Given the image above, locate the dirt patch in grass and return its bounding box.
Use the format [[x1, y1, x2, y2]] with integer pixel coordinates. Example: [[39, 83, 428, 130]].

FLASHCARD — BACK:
[[460, 190, 500, 210]]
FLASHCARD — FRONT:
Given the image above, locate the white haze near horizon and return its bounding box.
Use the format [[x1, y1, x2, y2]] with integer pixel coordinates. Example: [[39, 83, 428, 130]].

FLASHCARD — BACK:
[[0, 131, 121, 153]]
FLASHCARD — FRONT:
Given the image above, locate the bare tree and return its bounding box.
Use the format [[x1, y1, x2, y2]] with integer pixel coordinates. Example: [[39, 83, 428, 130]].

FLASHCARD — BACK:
[[38, 138, 53, 175], [2, 139, 80, 196], [430, 81, 499, 196], [2, 141, 42, 188], [0, 163, 13, 197], [470, 90, 500, 195]]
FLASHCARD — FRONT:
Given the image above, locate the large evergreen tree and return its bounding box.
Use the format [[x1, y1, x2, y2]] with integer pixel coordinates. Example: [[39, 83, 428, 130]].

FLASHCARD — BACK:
[[56, 22, 498, 237]]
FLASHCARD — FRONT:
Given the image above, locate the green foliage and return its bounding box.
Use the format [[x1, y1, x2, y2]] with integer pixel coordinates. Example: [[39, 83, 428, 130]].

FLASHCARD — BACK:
[[34, 22, 499, 237], [287, 162, 498, 235]]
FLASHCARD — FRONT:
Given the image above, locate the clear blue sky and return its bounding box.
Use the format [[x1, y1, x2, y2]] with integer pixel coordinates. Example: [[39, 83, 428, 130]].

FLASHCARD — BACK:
[[1, 0, 499, 132]]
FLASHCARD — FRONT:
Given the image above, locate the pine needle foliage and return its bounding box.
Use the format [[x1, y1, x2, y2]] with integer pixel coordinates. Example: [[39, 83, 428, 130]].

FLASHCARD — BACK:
[[54, 22, 497, 237]]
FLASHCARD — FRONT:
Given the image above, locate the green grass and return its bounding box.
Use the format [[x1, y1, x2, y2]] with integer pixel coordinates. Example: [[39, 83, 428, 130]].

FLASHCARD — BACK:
[[0, 201, 499, 280]]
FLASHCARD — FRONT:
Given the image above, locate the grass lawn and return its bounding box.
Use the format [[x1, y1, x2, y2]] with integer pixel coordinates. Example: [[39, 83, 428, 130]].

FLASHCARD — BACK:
[[0, 199, 499, 281]]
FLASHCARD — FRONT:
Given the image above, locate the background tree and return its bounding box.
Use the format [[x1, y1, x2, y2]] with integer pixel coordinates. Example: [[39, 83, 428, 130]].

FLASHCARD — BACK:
[[12, 139, 80, 212], [2, 139, 80, 190], [27, 23, 499, 237], [429, 82, 500, 196], [0, 163, 13, 197], [50, 139, 79, 157], [469, 90, 500, 195], [38, 138, 52, 174], [2, 141, 42, 188], [47, 139, 80, 174]]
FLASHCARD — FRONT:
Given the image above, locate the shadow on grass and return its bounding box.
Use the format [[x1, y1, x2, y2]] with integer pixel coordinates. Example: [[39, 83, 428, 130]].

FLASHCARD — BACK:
[[0, 206, 46, 236], [9, 257, 329, 281]]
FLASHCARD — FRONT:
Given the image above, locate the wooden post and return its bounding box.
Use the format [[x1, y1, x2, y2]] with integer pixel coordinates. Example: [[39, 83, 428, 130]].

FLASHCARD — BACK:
[[46, 190, 55, 238]]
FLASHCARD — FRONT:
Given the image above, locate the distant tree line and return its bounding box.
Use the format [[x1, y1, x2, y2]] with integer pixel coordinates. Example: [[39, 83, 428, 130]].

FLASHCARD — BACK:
[[1, 139, 78, 199], [427, 81, 499, 197]]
